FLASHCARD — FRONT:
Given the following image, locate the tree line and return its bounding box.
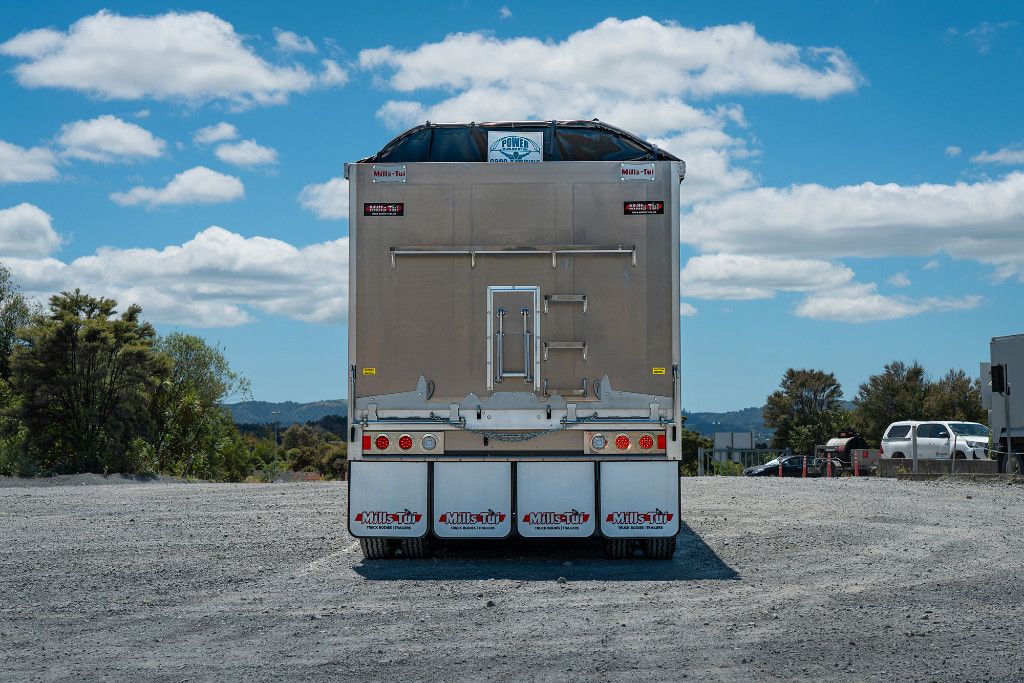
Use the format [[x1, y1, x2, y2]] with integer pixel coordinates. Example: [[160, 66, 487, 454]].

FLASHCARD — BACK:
[[763, 363, 987, 454], [0, 265, 346, 480]]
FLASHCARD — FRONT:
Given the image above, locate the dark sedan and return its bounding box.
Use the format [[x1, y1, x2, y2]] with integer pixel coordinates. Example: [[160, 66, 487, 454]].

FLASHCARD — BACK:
[[743, 455, 842, 477]]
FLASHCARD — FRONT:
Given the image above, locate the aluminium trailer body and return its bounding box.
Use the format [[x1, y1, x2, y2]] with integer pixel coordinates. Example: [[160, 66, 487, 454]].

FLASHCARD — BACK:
[[985, 334, 1024, 474], [344, 122, 684, 559]]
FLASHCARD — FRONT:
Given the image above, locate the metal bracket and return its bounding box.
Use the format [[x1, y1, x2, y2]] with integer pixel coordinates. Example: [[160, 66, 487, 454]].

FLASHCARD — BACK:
[[543, 341, 587, 361], [566, 403, 578, 422], [649, 402, 660, 420], [367, 403, 379, 421], [449, 403, 460, 422], [543, 294, 588, 314]]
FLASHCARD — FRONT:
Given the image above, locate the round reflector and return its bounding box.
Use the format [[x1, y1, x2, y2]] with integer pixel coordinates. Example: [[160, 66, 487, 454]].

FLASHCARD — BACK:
[[638, 434, 655, 451], [614, 434, 631, 451], [421, 434, 438, 451], [398, 434, 414, 451], [591, 433, 607, 450], [374, 435, 390, 450]]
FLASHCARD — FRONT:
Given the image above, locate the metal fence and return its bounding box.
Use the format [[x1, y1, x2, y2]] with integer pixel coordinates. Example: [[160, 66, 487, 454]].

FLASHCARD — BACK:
[[697, 447, 791, 476]]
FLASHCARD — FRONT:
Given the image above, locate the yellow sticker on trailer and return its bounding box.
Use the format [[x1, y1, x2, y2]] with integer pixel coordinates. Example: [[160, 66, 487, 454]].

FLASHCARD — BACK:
[[362, 368, 376, 375], [652, 367, 666, 375]]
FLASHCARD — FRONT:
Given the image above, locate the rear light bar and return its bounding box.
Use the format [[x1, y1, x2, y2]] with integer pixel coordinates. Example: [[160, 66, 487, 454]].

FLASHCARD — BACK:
[[585, 431, 668, 455], [362, 431, 445, 455]]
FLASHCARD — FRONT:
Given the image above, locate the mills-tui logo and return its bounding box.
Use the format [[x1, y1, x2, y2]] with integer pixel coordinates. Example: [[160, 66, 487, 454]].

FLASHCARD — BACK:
[[354, 510, 422, 526], [606, 509, 674, 526], [521, 510, 591, 526], [437, 510, 507, 525], [487, 132, 543, 163]]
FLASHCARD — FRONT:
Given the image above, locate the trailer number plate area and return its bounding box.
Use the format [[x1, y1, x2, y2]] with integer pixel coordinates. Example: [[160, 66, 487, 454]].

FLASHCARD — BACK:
[[363, 202, 404, 216], [624, 201, 664, 215]]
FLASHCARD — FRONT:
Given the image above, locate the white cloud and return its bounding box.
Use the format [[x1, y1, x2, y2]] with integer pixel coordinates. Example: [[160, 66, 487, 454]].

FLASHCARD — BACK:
[[274, 28, 316, 54], [0, 203, 62, 257], [684, 172, 1024, 279], [0, 140, 59, 183], [970, 145, 1024, 165], [796, 283, 982, 322], [56, 114, 165, 162], [947, 21, 1018, 55], [214, 139, 278, 167], [0, 10, 340, 107], [945, 145, 961, 157], [110, 166, 244, 208], [318, 59, 349, 86], [887, 272, 911, 287], [681, 254, 854, 300], [194, 122, 238, 145], [4, 226, 347, 327], [499, 6, 513, 19], [298, 176, 348, 220], [923, 259, 940, 270], [680, 302, 698, 317]]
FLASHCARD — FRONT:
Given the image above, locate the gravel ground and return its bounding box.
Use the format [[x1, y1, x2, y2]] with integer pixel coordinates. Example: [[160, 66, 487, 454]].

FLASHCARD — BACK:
[[1, 476, 1022, 682]]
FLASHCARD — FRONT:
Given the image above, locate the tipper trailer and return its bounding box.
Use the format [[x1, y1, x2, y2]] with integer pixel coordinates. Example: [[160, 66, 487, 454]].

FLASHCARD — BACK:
[[345, 121, 685, 559], [985, 334, 1024, 475]]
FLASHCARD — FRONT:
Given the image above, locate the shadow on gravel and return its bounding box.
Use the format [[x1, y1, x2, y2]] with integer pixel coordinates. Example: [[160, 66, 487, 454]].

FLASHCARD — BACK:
[[352, 522, 738, 582]]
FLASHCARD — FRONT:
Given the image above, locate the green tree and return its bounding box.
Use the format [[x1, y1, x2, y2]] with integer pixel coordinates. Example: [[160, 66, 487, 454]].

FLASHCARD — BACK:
[[852, 361, 928, 447], [0, 264, 31, 381], [763, 368, 844, 453], [11, 290, 166, 473], [149, 333, 252, 480], [923, 369, 987, 424]]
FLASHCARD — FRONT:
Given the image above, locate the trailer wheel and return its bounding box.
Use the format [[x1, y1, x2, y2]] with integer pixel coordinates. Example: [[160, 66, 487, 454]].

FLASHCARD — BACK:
[[643, 536, 677, 560], [604, 538, 634, 559], [1002, 451, 1024, 476], [399, 537, 433, 559], [359, 538, 392, 560]]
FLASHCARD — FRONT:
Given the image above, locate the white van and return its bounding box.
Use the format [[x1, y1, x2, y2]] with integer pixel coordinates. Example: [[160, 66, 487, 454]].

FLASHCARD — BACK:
[[880, 421, 990, 460]]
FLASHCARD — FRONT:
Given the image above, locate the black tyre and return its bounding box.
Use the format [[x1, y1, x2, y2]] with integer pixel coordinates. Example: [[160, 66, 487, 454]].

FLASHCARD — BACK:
[[952, 451, 967, 459], [399, 537, 433, 559], [891, 453, 906, 459], [604, 538, 634, 559], [1002, 451, 1024, 476], [360, 538, 392, 559], [643, 536, 677, 560]]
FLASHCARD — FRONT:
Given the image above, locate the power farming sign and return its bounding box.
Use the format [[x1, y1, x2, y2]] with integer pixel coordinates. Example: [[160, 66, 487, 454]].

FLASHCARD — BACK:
[[487, 131, 544, 162]]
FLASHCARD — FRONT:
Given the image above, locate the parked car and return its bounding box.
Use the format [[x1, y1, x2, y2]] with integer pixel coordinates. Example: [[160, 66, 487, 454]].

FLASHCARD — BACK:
[[743, 455, 842, 477], [880, 421, 990, 460]]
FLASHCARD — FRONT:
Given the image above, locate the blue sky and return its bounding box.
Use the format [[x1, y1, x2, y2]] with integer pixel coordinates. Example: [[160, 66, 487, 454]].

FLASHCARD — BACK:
[[0, 2, 1022, 410]]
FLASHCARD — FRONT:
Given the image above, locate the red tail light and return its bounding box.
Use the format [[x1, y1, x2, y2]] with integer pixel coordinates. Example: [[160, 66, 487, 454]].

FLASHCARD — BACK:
[[398, 434, 414, 451], [657, 433, 667, 450], [614, 434, 631, 451], [638, 434, 655, 451], [374, 435, 390, 450], [362, 434, 371, 451]]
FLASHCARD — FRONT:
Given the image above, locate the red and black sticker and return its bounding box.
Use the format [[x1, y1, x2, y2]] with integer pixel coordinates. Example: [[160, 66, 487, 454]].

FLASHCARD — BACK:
[[363, 202, 404, 216], [624, 201, 664, 215]]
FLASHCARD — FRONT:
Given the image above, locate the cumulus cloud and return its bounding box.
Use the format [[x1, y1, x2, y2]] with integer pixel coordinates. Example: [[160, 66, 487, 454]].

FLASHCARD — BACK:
[[318, 59, 349, 86], [888, 272, 911, 287], [56, 114, 165, 162], [0, 203, 62, 257], [298, 176, 348, 220], [110, 166, 244, 208], [214, 139, 278, 167], [274, 28, 316, 53], [681, 254, 854, 300], [4, 226, 347, 327], [0, 10, 342, 107], [945, 145, 961, 157], [970, 145, 1024, 165], [684, 173, 1024, 279], [796, 283, 982, 322], [498, 6, 513, 19], [0, 140, 59, 183], [194, 122, 238, 145]]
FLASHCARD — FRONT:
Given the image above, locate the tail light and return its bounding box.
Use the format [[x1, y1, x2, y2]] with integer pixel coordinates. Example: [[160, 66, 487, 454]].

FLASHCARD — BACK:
[[398, 434, 414, 451], [362, 434, 371, 451], [879, 445, 884, 457], [614, 434, 631, 451], [374, 435, 390, 450], [657, 433, 667, 450], [591, 434, 607, 451], [638, 434, 655, 451], [421, 434, 438, 451]]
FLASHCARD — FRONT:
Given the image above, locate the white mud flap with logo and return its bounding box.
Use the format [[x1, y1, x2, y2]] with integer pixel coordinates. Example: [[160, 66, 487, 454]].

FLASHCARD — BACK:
[[433, 462, 513, 539], [517, 462, 596, 538], [349, 461, 428, 538], [599, 461, 680, 538]]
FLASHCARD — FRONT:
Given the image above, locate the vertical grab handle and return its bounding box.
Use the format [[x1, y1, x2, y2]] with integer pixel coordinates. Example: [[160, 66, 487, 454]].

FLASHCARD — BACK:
[[521, 307, 532, 383], [495, 308, 506, 384]]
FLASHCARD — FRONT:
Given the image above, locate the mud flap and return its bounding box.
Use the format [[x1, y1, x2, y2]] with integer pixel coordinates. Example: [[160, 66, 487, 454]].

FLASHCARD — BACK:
[[433, 462, 513, 538], [599, 461, 680, 538], [517, 462, 596, 538], [349, 461, 429, 538]]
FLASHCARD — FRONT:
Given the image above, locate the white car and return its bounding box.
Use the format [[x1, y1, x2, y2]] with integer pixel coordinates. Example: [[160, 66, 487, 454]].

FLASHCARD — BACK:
[[880, 420, 990, 460]]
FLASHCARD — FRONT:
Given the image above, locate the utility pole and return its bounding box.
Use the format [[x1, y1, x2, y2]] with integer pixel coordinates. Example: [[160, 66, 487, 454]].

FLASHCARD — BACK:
[[272, 410, 282, 448]]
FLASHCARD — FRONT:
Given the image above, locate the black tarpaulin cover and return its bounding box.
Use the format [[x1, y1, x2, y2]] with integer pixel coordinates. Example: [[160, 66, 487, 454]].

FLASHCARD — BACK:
[[359, 120, 680, 163]]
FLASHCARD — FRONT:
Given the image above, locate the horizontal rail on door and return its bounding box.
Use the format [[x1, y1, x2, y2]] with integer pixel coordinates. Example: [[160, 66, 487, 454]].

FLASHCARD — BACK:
[[543, 341, 587, 361], [389, 244, 636, 268]]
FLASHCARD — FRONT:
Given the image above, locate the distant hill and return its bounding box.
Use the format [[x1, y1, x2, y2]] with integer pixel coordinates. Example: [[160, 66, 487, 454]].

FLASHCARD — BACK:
[[226, 400, 347, 425], [683, 407, 771, 441]]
